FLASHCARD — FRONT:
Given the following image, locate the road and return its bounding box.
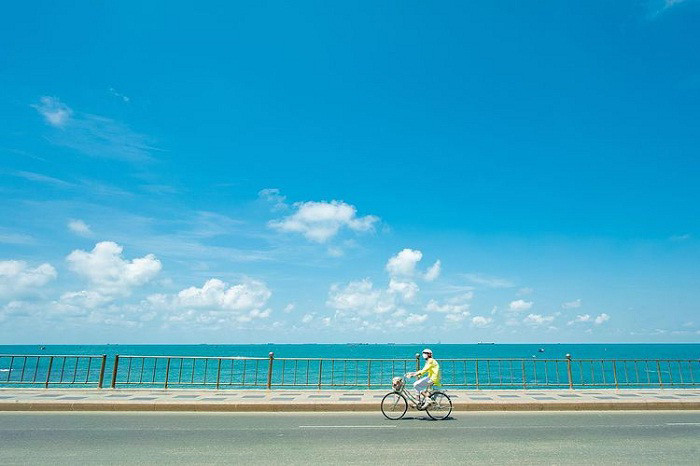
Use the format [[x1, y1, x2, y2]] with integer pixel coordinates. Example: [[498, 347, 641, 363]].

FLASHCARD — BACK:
[[1, 411, 698, 465]]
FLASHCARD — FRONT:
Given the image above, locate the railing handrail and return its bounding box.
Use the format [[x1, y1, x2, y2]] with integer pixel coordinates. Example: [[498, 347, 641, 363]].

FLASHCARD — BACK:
[[0, 354, 104, 358]]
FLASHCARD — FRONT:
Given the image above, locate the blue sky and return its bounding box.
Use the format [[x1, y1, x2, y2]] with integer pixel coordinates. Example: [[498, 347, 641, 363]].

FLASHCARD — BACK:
[[1, 1, 699, 344]]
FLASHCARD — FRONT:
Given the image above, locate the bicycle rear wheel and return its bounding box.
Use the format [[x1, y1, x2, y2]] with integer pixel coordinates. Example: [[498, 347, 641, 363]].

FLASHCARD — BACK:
[[426, 392, 452, 420], [380, 392, 408, 420]]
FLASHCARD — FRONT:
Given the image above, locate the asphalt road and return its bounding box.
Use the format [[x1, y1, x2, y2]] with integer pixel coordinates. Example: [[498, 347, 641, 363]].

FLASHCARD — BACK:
[[1, 411, 698, 465]]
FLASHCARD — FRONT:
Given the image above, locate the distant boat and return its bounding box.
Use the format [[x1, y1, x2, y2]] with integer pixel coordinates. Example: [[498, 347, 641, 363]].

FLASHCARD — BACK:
[[477, 342, 495, 345], [538, 348, 545, 352], [39, 346, 46, 350]]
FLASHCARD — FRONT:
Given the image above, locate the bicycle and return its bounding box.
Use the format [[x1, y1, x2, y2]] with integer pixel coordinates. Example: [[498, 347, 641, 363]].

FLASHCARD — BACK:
[[380, 374, 452, 420]]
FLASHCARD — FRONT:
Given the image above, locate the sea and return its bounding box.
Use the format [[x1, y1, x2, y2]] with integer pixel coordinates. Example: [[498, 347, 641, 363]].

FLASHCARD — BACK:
[[1, 343, 699, 360], [1, 344, 697, 389]]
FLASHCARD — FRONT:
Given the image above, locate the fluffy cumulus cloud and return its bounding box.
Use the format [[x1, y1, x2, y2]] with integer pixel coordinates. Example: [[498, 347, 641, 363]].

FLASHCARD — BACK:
[[424, 260, 441, 282], [426, 293, 472, 324], [386, 249, 441, 281], [568, 313, 610, 326], [145, 278, 273, 328], [32, 96, 72, 127], [509, 299, 533, 312], [66, 241, 161, 296], [523, 313, 555, 326], [0, 260, 57, 299], [269, 200, 378, 243], [386, 249, 423, 277], [388, 278, 419, 302], [471, 315, 493, 327], [175, 278, 271, 312], [326, 279, 390, 315], [68, 219, 92, 237]]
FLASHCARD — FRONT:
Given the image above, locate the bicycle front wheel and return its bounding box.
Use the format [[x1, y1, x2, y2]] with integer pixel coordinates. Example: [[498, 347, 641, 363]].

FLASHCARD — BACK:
[[380, 392, 408, 420], [426, 392, 452, 420]]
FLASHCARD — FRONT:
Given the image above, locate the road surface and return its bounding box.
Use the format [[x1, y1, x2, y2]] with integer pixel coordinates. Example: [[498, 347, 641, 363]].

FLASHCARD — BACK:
[[1, 411, 698, 464]]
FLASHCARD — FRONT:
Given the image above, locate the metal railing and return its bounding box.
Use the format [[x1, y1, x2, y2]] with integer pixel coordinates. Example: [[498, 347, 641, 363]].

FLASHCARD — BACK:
[[107, 353, 699, 390], [1, 353, 697, 390], [0, 354, 107, 388]]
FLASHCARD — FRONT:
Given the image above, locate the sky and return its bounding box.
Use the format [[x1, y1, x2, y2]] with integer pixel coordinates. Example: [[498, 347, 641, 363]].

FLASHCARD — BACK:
[[1, 1, 699, 344]]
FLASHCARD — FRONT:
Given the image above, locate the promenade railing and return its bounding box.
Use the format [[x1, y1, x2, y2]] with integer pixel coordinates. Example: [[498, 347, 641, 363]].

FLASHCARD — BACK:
[[106, 353, 698, 390], [0, 354, 107, 388], [1, 353, 697, 390]]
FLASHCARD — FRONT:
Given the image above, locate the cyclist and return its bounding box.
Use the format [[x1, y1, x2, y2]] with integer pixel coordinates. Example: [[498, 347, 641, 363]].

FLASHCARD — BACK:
[[408, 348, 440, 409]]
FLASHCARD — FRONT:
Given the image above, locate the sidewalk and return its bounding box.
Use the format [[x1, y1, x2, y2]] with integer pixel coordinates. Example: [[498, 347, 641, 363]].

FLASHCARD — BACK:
[[1, 388, 699, 411]]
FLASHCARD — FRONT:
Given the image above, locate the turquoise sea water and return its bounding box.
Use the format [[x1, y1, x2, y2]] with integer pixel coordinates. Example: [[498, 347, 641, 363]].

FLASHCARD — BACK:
[[1, 343, 699, 360], [1, 344, 698, 390]]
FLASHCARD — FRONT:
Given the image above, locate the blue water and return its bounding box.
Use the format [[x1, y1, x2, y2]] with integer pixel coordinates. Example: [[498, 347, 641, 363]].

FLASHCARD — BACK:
[[1, 343, 699, 360], [1, 344, 697, 390]]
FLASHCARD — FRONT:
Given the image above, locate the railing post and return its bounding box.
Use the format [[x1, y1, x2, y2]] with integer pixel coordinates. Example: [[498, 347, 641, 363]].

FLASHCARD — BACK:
[[98, 355, 107, 388], [216, 358, 222, 390], [656, 360, 663, 389], [110, 355, 120, 389], [266, 352, 274, 390], [522, 360, 527, 389], [318, 359, 323, 390], [566, 354, 574, 390], [44, 356, 54, 388], [164, 358, 171, 389], [475, 360, 480, 390], [612, 360, 619, 389], [367, 360, 371, 388], [415, 353, 420, 371]]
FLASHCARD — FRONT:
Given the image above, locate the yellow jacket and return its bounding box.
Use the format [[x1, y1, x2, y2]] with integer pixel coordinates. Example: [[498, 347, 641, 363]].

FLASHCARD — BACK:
[[416, 358, 441, 386]]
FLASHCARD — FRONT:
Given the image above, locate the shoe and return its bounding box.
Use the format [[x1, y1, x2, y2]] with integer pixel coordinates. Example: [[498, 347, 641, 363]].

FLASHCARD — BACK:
[[420, 399, 435, 410]]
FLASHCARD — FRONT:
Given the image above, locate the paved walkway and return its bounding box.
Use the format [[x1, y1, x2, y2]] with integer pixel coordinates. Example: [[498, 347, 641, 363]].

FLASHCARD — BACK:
[[1, 388, 699, 411]]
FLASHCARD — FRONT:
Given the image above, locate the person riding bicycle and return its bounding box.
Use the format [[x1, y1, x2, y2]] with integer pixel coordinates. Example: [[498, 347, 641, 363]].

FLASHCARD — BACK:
[[408, 348, 440, 409]]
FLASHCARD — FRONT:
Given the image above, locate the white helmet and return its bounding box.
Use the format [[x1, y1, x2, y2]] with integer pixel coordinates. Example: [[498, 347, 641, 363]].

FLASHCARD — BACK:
[[422, 348, 433, 357]]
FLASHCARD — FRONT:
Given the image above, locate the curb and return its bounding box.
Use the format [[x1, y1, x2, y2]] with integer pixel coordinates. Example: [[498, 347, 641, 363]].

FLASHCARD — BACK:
[[2, 401, 699, 412]]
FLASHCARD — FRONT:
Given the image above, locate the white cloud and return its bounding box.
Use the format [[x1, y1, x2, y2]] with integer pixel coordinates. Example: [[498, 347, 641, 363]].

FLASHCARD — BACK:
[[426, 297, 470, 315], [568, 314, 591, 325], [175, 278, 271, 311], [405, 313, 428, 325], [650, 0, 692, 17], [509, 299, 533, 312], [258, 188, 287, 211], [32, 96, 72, 127], [68, 219, 92, 237], [66, 241, 161, 296], [0, 261, 57, 298], [523, 313, 555, 326], [594, 313, 610, 325], [33, 96, 155, 162], [326, 279, 391, 315], [301, 313, 314, 324], [471, 316, 493, 327], [327, 246, 344, 257], [424, 260, 441, 281], [108, 87, 130, 103], [283, 303, 295, 313], [464, 273, 514, 288], [269, 200, 378, 243], [388, 278, 419, 302], [386, 249, 422, 277], [562, 299, 582, 309]]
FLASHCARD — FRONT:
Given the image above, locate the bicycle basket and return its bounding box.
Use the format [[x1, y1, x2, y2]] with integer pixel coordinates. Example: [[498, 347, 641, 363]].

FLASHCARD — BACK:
[[392, 377, 405, 391]]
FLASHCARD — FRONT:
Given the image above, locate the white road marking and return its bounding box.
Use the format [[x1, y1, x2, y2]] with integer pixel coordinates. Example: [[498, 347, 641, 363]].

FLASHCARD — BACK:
[[666, 422, 700, 426], [299, 425, 396, 429]]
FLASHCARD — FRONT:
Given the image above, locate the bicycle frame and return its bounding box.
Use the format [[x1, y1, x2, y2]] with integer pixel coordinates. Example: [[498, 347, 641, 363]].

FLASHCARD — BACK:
[[394, 375, 434, 407]]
